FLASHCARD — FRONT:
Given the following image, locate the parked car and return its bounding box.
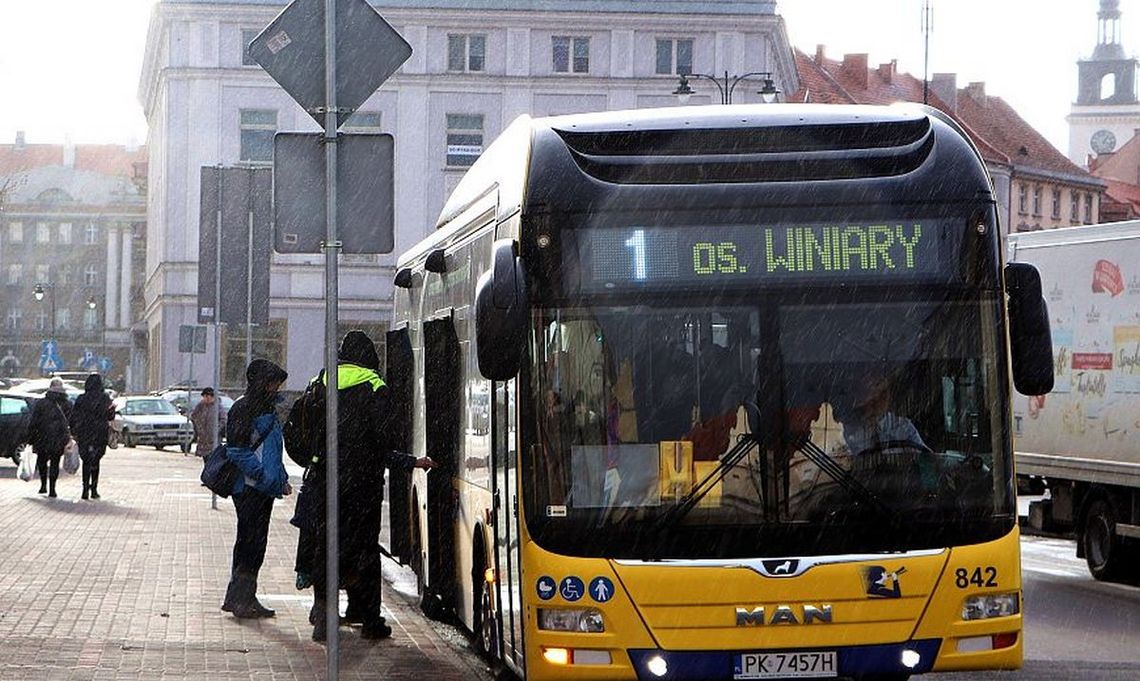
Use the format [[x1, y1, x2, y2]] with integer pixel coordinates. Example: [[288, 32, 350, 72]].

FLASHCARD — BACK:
[[110, 396, 194, 452], [16, 377, 83, 401], [154, 387, 235, 415], [0, 390, 37, 463]]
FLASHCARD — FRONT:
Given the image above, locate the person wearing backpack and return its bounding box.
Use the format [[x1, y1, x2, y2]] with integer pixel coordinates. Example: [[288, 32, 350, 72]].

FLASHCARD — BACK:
[[220, 358, 290, 619], [292, 330, 434, 642]]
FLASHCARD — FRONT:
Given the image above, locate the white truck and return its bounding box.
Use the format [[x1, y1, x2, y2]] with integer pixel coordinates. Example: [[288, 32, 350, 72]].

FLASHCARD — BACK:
[[1008, 221, 1140, 582]]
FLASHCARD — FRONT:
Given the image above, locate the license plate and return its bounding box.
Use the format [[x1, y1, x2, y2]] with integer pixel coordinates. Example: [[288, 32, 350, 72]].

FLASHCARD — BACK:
[[733, 651, 837, 679]]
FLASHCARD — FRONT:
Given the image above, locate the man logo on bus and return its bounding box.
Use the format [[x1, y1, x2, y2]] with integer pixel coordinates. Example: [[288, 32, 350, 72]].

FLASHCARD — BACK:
[[864, 566, 907, 598]]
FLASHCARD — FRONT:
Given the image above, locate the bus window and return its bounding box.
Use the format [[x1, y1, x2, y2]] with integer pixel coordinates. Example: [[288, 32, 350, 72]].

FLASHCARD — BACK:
[[526, 294, 1008, 558]]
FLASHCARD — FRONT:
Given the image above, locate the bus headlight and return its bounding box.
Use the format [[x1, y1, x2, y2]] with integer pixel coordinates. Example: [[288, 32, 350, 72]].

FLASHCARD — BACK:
[[537, 608, 605, 633], [962, 592, 1019, 620]]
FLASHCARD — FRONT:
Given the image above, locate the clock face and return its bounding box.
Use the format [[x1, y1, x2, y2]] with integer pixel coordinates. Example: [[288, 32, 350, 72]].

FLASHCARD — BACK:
[[1091, 129, 1117, 154]]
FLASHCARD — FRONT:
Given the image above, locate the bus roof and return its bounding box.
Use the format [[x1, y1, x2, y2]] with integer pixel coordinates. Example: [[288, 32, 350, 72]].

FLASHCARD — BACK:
[[405, 103, 993, 268]]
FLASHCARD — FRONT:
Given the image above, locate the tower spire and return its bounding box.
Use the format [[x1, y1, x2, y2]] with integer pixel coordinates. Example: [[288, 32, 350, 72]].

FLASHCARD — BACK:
[[1095, 0, 1125, 59]]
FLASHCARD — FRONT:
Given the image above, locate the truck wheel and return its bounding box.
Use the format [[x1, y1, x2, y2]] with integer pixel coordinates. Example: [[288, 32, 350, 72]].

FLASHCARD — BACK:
[[1083, 499, 1126, 582]]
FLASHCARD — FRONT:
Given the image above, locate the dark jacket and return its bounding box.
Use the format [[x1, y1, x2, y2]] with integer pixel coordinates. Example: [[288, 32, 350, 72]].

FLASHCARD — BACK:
[[293, 331, 415, 552], [27, 391, 72, 458], [225, 358, 289, 497], [70, 374, 114, 447]]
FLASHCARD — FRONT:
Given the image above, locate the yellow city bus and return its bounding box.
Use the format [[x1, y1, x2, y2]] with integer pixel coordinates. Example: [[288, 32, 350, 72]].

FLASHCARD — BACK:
[[386, 104, 1054, 681]]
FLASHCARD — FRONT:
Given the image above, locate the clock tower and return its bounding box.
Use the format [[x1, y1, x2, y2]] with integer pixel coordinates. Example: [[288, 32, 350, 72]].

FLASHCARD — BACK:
[[1068, 0, 1140, 165]]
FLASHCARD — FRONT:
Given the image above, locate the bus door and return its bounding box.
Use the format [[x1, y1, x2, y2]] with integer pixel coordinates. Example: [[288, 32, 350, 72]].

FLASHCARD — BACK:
[[492, 378, 524, 669], [385, 327, 414, 565], [423, 314, 461, 615]]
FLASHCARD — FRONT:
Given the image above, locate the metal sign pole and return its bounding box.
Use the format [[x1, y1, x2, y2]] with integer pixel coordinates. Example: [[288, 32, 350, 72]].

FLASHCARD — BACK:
[[246, 183, 255, 370], [212, 165, 223, 511], [323, 0, 342, 675]]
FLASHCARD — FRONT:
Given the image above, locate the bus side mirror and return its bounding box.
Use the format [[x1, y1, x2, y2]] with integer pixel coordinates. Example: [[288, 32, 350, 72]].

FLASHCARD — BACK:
[[1005, 262, 1054, 396], [475, 239, 528, 380]]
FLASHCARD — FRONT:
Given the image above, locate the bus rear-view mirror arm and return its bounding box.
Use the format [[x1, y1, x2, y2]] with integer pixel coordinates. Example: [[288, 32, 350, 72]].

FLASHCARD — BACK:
[[1004, 262, 1054, 397], [476, 239, 529, 380]]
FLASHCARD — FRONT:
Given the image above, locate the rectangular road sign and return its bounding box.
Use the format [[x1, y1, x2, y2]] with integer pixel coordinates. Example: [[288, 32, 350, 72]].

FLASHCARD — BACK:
[[198, 166, 272, 326], [273, 132, 395, 254]]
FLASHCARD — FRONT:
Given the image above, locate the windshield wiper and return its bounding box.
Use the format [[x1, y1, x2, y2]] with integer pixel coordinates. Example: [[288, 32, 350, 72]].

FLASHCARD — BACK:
[[654, 434, 759, 530], [797, 438, 893, 517], [654, 434, 894, 531]]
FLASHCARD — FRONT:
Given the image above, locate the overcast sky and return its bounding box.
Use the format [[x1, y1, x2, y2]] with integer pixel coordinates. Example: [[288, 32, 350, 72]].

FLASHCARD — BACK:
[[0, 0, 1132, 153]]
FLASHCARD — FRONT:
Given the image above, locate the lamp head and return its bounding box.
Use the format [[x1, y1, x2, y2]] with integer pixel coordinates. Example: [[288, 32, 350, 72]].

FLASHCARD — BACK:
[[87, 296, 97, 310], [758, 76, 780, 104], [673, 75, 694, 104], [33, 284, 45, 301]]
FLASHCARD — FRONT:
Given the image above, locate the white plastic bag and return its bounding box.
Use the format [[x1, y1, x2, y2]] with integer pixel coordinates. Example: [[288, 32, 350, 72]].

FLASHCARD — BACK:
[[16, 445, 36, 482], [63, 439, 80, 475]]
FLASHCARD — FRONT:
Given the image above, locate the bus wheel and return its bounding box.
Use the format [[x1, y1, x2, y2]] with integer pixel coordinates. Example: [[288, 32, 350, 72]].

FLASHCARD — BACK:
[[1084, 499, 1126, 582], [473, 559, 498, 657]]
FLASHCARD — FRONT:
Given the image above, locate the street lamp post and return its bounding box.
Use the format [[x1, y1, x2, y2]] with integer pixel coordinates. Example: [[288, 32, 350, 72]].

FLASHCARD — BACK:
[[86, 295, 105, 369], [672, 71, 780, 105], [33, 283, 56, 342]]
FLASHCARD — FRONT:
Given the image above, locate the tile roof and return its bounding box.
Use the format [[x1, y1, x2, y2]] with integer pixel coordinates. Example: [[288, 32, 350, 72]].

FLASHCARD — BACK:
[[0, 143, 146, 180], [1100, 178, 1140, 221], [1087, 130, 1140, 184], [790, 47, 1094, 183]]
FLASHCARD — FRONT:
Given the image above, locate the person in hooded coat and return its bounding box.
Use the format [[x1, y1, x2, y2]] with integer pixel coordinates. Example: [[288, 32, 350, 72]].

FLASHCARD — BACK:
[[295, 330, 434, 642], [220, 358, 290, 619], [69, 373, 115, 499], [26, 378, 73, 498]]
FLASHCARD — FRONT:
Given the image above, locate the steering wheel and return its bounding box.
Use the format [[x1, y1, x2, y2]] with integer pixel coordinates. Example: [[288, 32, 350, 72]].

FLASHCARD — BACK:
[[849, 439, 935, 500]]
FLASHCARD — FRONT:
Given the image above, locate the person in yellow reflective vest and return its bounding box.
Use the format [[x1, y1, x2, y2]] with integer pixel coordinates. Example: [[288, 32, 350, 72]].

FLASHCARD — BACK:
[[293, 330, 435, 642]]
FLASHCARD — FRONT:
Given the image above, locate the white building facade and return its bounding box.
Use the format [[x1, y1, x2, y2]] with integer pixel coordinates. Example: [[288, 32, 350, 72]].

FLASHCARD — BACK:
[[139, 0, 798, 391]]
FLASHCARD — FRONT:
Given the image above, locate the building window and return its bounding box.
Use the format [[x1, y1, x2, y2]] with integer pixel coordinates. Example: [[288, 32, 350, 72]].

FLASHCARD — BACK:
[[58, 222, 72, 245], [447, 34, 486, 72], [446, 113, 484, 167], [36, 310, 47, 332], [56, 308, 69, 331], [36, 222, 50, 244], [1018, 184, 1027, 214], [221, 319, 287, 387], [36, 264, 50, 283], [342, 111, 382, 132], [60, 265, 72, 286], [553, 36, 589, 73], [1051, 189, 1061, 219], [8, 222, 22, 243], [6, 264, 21, 286], [1085, 194, 1093, 222], [5, 308, 21, 331], [1032, 186, 1042, 216], [84, 264, 98, 287], [241, 29, 259, 66], [656, 38, 693, 75], [239, 109, 277, 164], [1071, 193, 1080, 222], [84, 223, 98, 245], [83, 306, 97, 330]]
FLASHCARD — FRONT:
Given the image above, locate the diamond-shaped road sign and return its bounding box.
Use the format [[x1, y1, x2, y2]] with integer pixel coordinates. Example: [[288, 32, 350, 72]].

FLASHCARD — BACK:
[[248, 0, 412, 129]]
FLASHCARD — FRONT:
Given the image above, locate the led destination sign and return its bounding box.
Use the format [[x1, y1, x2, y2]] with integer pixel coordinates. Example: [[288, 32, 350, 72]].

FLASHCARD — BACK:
[[576, 220, 952, 291]]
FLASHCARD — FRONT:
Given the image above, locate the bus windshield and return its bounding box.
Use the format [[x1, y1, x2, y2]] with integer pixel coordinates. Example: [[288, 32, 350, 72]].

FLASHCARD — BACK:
[[525, 287, 1014, 559]]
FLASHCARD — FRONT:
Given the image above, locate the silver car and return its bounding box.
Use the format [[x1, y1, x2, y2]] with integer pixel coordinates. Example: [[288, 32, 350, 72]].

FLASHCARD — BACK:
[[110, 396, 194, 452]]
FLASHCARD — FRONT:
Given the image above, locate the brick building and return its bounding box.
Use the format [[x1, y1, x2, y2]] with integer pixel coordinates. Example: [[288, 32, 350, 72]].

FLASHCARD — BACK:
[[793, 47, 1106, 237]]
